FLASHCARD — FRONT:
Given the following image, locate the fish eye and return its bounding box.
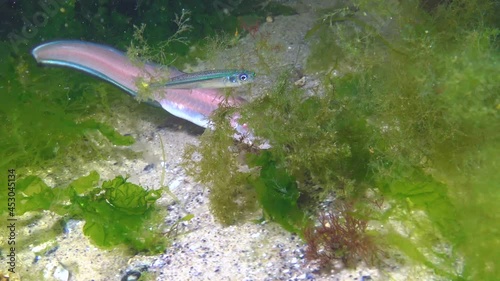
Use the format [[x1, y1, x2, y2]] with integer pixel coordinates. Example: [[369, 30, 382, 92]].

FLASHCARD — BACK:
[[239, 73, 248, 81]]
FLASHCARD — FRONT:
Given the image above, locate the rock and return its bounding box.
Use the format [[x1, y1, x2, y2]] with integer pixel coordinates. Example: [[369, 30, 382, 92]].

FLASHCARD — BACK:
[[53, 264, 70, 281], [121, 271, 141, 281], [294, 76, 306, 87]]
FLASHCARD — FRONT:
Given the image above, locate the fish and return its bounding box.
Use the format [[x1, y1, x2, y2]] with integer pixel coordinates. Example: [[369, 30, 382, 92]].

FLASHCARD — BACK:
[[31, 40, 253, 132], [159, 69, 255, 89]]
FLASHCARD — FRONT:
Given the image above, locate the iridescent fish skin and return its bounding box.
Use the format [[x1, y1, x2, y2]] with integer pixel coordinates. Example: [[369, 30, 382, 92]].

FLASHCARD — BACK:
[[31, 40, 248, 129], [163, 69, 256, 89]]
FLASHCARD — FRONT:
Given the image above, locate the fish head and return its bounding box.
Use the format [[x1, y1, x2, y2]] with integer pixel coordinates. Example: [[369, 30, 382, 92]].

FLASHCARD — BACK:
[[226, 70, 255, 87]]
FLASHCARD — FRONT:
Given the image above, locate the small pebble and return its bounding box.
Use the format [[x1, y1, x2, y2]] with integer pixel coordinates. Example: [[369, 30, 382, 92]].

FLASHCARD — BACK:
[[62, 219, 80, 234], [33, 255, 41, 264], [294, 76, 306, 87], [143, 163, 155, 172], [266, 15, 274, 23], [251, 232, 261, 238], [53, 264, 70, 281], [297, 273, 307, 279], [121, 271, 141, 281]]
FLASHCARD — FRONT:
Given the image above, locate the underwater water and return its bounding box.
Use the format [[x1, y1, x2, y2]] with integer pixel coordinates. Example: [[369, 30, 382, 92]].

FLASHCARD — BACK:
[[0, 0, 498, 280]]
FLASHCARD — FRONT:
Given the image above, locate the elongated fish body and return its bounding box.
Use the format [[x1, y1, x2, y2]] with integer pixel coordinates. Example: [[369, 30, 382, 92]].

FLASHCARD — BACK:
[[31, 40, 247, 128], [162, 69, 255, 89], [32, 41, 170, 96]]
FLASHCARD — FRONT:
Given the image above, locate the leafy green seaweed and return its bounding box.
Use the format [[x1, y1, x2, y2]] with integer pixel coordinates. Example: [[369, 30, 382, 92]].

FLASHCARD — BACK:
[[13, 172, 166, 253], [15, 175, 56, 214], [247, 151, 305, 233]]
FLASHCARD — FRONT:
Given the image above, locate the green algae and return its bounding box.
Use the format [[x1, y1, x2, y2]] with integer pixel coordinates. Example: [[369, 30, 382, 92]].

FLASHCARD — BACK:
[[182, 74, 345, 230], [304, 0, 499, 277], [182, 0, 499, 277], [247, 151, 306, 233], [10, 171, 167, 253], [183, 104, 260, 225], [0, 52, 138, 178]]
